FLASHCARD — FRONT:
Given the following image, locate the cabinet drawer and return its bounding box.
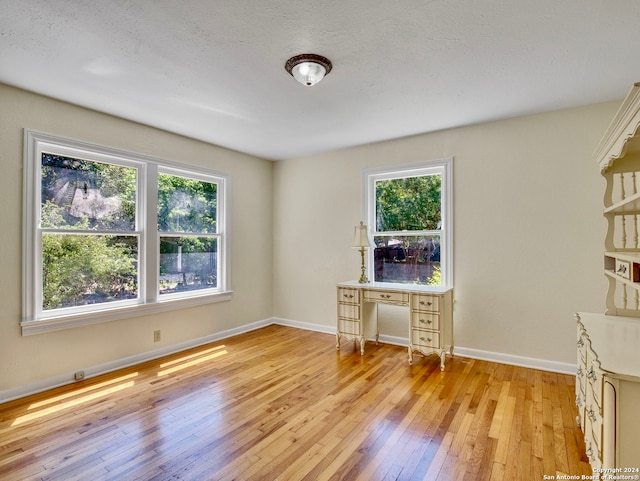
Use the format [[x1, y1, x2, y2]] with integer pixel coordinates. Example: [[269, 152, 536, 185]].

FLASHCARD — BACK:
[[364, 290, 408, 304], [575, 392, 585, 428], [587, 403, 602, 452], [584, 403, 603, 469], [587, 359, 603, 409], [577, 333, 587, 365], [411, 312, 440, 331], [615, 258, 631, 280], [338, 303, 360, 320], [338, 319, 361, 336], [411, 330, 440, 349], [337, 287, 360, 304], [577, 363, 586, 398], [411, 294, 440, 312], [584, 437, 602, 471]]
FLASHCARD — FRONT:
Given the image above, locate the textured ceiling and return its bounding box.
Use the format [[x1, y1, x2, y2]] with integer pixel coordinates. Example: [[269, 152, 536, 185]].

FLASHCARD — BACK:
[[1, 0, 639, 160]]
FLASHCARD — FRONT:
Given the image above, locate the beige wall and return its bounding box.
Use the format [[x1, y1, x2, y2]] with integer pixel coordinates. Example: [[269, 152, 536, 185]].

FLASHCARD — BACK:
[[0, 81, 623, 395], [0, 84, 274, 392], [273, 101, 618, 364]]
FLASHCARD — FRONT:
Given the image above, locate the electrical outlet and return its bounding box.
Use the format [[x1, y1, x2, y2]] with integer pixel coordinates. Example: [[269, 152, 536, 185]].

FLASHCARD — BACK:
[[154, 330, 161, 342], [74, 371, 85, 381]]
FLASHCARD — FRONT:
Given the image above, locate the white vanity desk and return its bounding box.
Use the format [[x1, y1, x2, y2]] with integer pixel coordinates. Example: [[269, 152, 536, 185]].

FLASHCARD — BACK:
[[336, 281, 453, 369]]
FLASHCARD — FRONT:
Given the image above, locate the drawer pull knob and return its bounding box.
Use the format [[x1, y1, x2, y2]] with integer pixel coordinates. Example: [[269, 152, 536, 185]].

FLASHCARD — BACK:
[[419, 301, 433, 306], [420, 337, 432, 342], [343, 294, 354, 299], [380, 294, 391, 299], [419, 319, 433, 325]]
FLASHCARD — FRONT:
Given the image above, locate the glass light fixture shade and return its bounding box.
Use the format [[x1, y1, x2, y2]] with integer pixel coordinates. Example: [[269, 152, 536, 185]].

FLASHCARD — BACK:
[[291, 62, 326, 86], [285, 54, 333, 87], [352, 221, 371, 248]]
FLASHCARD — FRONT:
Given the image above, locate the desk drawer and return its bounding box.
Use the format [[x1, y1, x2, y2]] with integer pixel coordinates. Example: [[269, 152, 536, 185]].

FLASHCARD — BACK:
[[411, 294, 440, 312], [411, 330, 440, 349], [364, 290, 408, 304], [337, 287, 360, 304], [411, 312, 440, 331], [338, 319, 361, 336], [338, 303, 360, 320]]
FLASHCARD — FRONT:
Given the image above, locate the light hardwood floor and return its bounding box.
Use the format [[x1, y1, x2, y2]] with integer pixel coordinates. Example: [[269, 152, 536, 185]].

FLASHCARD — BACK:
[[0, 325, 591, 480]]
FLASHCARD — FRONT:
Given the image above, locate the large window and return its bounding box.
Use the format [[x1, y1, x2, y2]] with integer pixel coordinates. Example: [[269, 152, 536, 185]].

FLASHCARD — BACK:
[[364, 159, 452, 287], [22, 131, 230, 334], [40, 154, 139, 311]]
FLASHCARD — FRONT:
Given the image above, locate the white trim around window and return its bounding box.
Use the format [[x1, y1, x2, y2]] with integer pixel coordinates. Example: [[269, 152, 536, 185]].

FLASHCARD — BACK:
[[362, 157, 453, 288], [21, 130, 232, 335]]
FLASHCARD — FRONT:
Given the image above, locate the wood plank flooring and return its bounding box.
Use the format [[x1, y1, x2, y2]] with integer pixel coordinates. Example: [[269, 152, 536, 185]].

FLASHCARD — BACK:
[[0, 325, 592, 480]]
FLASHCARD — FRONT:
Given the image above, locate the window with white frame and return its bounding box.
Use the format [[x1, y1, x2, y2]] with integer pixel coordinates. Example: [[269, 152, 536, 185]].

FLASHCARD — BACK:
[[363, 158, 452, 287], [22, 130, 230, 333], [157, 169, 221, 297]]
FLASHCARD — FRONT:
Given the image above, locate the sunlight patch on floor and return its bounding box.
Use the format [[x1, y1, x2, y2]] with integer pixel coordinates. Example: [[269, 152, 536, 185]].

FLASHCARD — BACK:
[[11, 373, 138, 427], [157, 345, 227, 376], [26, 372, 139, 410]]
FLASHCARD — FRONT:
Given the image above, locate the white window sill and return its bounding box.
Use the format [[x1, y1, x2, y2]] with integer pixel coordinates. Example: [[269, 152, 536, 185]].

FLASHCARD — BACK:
[[21, 291, 233, 336]]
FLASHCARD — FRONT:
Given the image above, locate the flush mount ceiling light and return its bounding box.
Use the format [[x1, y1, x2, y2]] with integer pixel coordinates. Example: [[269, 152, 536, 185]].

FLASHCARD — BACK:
[[285, 54, 332, 87]]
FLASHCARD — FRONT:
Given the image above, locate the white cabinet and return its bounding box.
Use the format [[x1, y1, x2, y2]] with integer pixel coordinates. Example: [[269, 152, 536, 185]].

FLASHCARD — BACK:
[[575, 313, 640, 468], [576, 83, 640, 470]]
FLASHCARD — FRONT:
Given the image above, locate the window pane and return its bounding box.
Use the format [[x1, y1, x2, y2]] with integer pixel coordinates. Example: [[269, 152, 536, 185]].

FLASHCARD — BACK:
[[42, 234, 138, 310], [373, 235, 441, 286], [375, 175, 441, 231], [159, 237, 218, 294], [158, 174, 217, 233], [41, 154, 136, 231]]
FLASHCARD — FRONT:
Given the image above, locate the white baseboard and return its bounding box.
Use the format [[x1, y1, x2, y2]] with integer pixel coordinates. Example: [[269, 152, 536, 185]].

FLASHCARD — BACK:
[[452, 347, 576, 375], [272, 317, 576, 374], [1, 318, 576, 403], [272, 318, 576, 374], [272, 317, 335, 335], [0, 318, 273, 404]]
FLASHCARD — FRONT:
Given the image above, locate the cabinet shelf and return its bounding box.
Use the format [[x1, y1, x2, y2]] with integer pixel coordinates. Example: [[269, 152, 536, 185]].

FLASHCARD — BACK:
[[604, 251, 640, 262], [604, 192, 640, 214], [604, 269, 640, 289]]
